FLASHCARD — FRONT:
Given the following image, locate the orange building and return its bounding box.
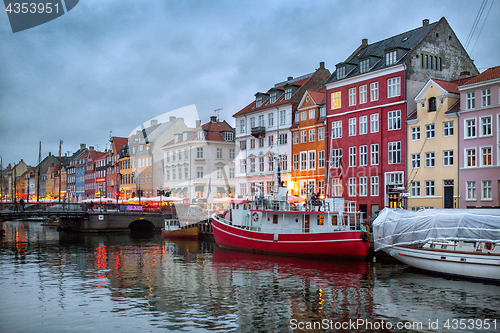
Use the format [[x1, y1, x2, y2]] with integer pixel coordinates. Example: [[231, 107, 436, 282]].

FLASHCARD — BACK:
[[290, 89, 327, 197]]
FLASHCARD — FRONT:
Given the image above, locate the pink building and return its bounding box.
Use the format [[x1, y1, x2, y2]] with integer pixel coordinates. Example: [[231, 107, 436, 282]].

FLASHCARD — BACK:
[[458, 66, 500, 208]]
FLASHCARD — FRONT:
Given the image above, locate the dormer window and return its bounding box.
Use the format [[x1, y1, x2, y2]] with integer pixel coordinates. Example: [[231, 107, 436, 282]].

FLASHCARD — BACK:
[[385, 50, 397, 66], [284, 87, 292, 100], [337, 67, 346, 80], [256, 95, 264, 108], [359, 59, 369, 73], [428, 97, 437, 112], [224, 132, 234, 141], [196, 130, 204, 140], [270, 91, 277, 104]]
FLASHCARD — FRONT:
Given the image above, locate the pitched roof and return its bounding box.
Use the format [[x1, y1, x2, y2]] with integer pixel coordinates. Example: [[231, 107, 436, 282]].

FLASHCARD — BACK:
[[163, 118, 234, 146], [327, 20, 438, 83], [460, 66, 500, 86], [307, 89, 326, 105], [432, 78, 459, 94]]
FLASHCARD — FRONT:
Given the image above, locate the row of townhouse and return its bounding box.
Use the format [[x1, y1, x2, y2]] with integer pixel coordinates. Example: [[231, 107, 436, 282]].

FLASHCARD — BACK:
[[232, 17, 500, 217]]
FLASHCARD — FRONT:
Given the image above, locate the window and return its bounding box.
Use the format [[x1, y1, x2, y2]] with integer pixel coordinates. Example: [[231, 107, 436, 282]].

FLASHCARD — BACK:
[[240, 159, 246, 173], [443, 150, 454, 166], [318, 150, 325, 168], [385, 50, 397, 65], [292, 132, 298, 144], [165, 169, 170, 181], [269, 92, 277, 104], [387, 77, 400, 98], [240, 140, 246, 151], [229, 148, 235, 160], [294, 112, 299, 123], [320, 106, 326, 118], [388, 110, 401, 130], [349, 87, 356, 106], [359, 116, 367, 135], [359, 85, 367, 104], [318, 127, 325, 140], [466, 181, 476, 200], [229, 167, 235, 179], [217, 167, 223, 179], [465, 148, 476, 167], [428, 97, 437, 112], [331, 92, 341, 109], [185, 167, 189, 179], [481, 89, 491, 107], [280, 110, 286, 125], [250, 158, 255, 173], [216, 148, 223, 159], [268, 135, 274, 147], [257, 115, 264, 127], [331, 149, 342, 168], [370, 176, 379, 196], [332, 121, 342, 138], [411, 181, 420, 196], [250, 117, 255, 129], [250, 139, 255, 149], [425, 180, 435, 196], [370, 82, 379, 101], [481, 146, 492, 166], [425, 152, 435, 167], [349, 118, 356, 136], [370, 114, 379, 133], [268, 113, 274, 127], [370, 144, 379, 165], [278, 133, 287, 145], [465, 119, 476, 138], [411, 126, 420, 140], [309, 128, 315, 142], [258, 137, 264, 148], [411, 154, 420, 168], [318, 180, 325, 196], [466, 92, 475, 110], [279, 154, 287, 171], [309, 109, 315, 119], [293, 154, 299, 170], [359, 177, 367, 196], [425, 124, 435, 139], [301, 130, 307, 143], [482, 180, 492, 200], [196, 147, 204, 159], [259, 157, 264, 172], [268, 156, 274, 172], [239, 119, 245, 133], [240, 183, 247, 196], [348, 178, 356, 196], [337, 67, 345, 80], [332, 178, 342, 196], [309, 151, 316, 170], [359, 145, 367, 166], [443, 121, 454, 137], [359, 59, 369, 73], [197, 167, 203, 178], [284, 88, 292, 100], [301, 111, 307, 121], [388, 142, 401, 164], [349, 146, 356, 167], [480, 116, 492, 137], [300, 152, 307, 170]]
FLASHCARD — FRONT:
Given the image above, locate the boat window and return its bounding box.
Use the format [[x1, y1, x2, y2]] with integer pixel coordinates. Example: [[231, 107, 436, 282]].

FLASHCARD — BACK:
[[243, 204, 247, 210], [343, 215, 349, 226], [317, 215, 324, 225], [273, 215, 278, 224], [236, 204, 239, 209], [331, 215, 338, 226]]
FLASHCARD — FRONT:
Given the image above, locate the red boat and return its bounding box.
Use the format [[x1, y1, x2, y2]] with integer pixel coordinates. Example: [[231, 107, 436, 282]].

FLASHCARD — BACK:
[[211, 187, 370, 259]]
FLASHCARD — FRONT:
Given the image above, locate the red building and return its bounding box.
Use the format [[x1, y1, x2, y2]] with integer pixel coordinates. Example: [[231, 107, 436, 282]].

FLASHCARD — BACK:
[[325, 18, 477, 218], [84, 150, 105, 200], [106, 137, 127, 200]]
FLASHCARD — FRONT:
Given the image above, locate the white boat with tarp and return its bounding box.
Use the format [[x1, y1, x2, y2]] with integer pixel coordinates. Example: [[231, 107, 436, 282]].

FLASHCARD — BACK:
[[373, 208, 500, 281]]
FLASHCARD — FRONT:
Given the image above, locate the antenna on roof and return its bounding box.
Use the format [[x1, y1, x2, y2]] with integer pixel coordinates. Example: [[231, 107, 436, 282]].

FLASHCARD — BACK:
[[214, 108, 222, 121]]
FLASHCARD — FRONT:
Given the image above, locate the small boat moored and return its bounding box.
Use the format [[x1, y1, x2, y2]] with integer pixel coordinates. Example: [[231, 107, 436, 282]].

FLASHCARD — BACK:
[[162, 219, 200, 240], [373, 208, 500, 281]]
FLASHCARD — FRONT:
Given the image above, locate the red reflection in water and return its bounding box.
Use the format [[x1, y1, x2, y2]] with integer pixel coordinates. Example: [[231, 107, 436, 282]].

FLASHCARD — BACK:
[[95, 245, 107, 287]]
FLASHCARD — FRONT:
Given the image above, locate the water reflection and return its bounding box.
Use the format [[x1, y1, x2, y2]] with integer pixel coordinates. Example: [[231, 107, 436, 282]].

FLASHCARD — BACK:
[[1, 220, 500, 332]]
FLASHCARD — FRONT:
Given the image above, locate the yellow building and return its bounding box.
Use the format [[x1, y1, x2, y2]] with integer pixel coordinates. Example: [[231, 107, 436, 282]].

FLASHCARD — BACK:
[[406, 79, 460, 210]]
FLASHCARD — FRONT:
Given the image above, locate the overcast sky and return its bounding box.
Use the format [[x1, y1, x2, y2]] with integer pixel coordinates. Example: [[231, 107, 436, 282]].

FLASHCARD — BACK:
[[1, 0, 498, 167]]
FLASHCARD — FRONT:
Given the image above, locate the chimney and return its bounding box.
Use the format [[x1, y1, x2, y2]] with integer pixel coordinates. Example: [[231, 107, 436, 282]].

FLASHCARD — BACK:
[[49, 152, 52, 156], [287, 76, 293, 81], [362, 38, 368, 47], [319, 61, 325, 69], [89, 146, 94, 151], [80, 143, 86, 150], [169, 116, 176, 122], [151, 119, 158, 126], [423, 19, 429, 26], [196, 120, 201, 127], [210, 116, 217, 123]]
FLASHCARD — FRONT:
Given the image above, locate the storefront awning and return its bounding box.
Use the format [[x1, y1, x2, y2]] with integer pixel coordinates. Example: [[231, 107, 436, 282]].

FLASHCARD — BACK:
[[180, 187, 187, 193], [195, 186, 204, 192], [217, 187, 225, 193]]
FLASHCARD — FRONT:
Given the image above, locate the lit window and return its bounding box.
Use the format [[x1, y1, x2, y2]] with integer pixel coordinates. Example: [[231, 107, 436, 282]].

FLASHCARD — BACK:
[[359, 85, 367, 104], [331, 92, 341, 109]]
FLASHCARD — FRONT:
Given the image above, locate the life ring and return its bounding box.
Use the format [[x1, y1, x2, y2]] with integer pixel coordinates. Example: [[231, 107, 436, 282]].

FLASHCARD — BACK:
[[252, 212, 259, 222], [361, 232, 369, 242], [292, 203, 297, 210]]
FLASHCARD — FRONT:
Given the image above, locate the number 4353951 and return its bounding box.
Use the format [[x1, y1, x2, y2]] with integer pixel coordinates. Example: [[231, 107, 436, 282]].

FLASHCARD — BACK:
[[6, 3, 60, 14]]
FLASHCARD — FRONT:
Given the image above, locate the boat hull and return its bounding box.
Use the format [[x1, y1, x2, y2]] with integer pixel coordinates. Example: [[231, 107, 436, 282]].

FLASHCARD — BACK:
[[211, 216, 369, 259], [382, 245, 500, 281], [162, 226, 200, 240]]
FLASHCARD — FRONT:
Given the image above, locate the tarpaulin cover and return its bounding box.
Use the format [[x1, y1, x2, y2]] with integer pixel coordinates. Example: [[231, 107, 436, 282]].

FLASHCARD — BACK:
[[373, 208, 500, 251]]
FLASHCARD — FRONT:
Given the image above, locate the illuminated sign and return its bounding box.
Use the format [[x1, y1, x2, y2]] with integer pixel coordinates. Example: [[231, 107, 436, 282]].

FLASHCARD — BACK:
[[96, 178, 106, 183]]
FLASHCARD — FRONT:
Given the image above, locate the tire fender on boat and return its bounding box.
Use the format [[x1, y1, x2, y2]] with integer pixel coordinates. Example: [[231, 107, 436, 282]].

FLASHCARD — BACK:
[[361, 232, 369, 242], [252, 212, 259, 222]]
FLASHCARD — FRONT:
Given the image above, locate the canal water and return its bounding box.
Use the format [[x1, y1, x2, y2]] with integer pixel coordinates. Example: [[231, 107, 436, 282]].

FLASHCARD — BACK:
[[1, 221, 499, 333]]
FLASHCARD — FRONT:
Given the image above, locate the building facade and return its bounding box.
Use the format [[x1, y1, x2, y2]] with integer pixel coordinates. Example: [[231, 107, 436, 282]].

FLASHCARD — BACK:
[[458, 66, 500, 208]]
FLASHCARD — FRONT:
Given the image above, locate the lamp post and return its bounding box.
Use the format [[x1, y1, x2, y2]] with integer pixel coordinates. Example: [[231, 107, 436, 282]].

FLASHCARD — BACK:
[[0, 155, 3, 203], [58, 139, 63, 203]]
